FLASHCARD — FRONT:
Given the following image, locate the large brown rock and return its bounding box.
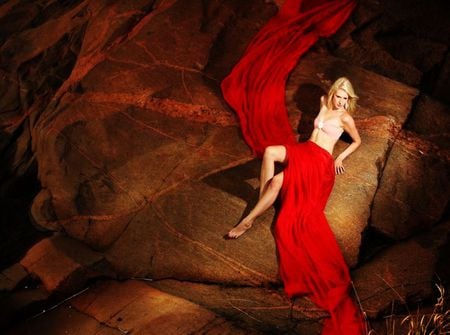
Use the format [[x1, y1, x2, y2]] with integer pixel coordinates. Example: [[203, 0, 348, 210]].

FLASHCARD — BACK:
[[105, 165, 279, 285], [29, 0, 276, 250], [70, 280, 256, 335], [406, 94, 450, 148], [7, 280, 255, 335], [20, 234, 110, 293], [371, 131, 450, 240], [151, 278, 325, 334], [353, 220, 450, 318]]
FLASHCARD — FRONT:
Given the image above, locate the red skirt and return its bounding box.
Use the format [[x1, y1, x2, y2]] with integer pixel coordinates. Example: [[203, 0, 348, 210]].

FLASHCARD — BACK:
[[275, 141, 365, 334]]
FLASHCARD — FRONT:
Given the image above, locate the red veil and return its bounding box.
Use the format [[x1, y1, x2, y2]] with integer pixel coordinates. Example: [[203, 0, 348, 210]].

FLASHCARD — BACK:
[[221, 0, 366, 334]]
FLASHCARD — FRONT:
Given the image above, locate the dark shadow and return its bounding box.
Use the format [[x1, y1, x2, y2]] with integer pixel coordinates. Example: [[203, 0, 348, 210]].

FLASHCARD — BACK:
[[294, 83, 325, 139], [0, 127, 49, 271]]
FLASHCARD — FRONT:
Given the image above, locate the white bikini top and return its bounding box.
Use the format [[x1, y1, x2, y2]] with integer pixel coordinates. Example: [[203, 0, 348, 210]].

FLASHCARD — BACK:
[[313, 115, 344, 140]]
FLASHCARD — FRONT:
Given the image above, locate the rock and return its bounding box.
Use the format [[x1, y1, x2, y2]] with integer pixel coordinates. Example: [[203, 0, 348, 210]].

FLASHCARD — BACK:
[[431, 52, 450, 105], [331, 0, 450, 92], [371, 132, 450, 240], [105, 162, 279, 285], [29, 0, 274, 249], [20, 234, 111, 293], [333, 18, 422, 87], [353, 220, 450, 318], [0, 286, 50, 330], [151, 278, 325, 334], [69, 280, 258, 335], [6, 303, 124, 335], [32, 103, 251, 249], [0, 264, 28, 292], [405, 94, 450, 147]]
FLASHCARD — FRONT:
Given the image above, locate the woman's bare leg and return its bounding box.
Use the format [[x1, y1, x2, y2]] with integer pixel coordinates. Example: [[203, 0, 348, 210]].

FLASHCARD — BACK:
[[228, 172, 284, 239], [259, 146, 287, 199]]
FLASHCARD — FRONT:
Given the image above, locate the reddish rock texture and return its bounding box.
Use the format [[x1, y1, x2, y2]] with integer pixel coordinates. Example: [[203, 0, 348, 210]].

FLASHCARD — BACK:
[[0, 0, 449, 333], [7, 280, 256, 335]]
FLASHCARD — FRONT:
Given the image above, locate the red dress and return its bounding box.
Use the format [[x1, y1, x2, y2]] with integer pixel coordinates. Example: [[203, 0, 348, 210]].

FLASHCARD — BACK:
[[276, 141, 365, 334], [221, 0, 366, 333]]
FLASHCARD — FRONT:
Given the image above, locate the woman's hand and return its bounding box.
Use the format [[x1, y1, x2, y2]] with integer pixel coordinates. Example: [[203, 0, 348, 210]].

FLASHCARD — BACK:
[[335, 157, 345, 175]]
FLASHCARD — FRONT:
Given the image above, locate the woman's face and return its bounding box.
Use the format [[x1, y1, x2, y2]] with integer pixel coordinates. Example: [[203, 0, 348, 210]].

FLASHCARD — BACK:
[[332, 88, 349, 110]]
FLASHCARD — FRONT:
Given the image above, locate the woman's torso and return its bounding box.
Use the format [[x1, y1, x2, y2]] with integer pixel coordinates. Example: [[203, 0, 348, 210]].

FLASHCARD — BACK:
[[309, 110, 345, 154]]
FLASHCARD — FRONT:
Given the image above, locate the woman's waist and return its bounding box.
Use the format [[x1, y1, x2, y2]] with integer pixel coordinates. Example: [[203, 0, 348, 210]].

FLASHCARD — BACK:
[[308, 130, 337, 155]]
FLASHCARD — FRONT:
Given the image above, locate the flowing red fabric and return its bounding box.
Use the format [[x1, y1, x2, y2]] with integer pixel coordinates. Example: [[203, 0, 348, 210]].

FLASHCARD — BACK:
[[221, 0, 357, 157], [221, 0, 366, 334], [277, 141, 365, 334]]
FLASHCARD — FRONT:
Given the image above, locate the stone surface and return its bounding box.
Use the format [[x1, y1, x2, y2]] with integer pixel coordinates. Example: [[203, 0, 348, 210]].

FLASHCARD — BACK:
[[70, 280, 257, 335], [433, 52, 450, 104], [20, 235, 110, 293], [28, 0, 269, 250], [405, 94, 450, 148], [371, 132, 450, 240], [0, 286, 50, 330], [6, 303, 125, 335], [331, 0, 450, 94], [353, 220, 450, 319], [105, 165, 279, 285], [151, 278, 325, 334], [0, 264, 28, 292]]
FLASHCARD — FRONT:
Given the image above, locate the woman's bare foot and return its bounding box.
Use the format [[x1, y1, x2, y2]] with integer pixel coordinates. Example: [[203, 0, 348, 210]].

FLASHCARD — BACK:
[[227, 219, 253, 239]]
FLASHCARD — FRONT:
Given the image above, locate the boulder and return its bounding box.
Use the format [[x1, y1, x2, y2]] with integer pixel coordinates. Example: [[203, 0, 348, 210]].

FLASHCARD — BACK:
[[70, 280, 257, 335], [105, 163, 279, 285], [353, 220, 450, 318], [405, 94, 450, 151], [151, 278, 325, 334], [0, 264, 28, 292], [371, 131, 450, 240], [29, 0, 277, 250], [20, 234, 111, 293]]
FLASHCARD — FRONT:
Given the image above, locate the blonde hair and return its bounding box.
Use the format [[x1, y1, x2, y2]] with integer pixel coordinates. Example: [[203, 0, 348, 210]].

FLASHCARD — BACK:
[[326, 77, 358, 113]]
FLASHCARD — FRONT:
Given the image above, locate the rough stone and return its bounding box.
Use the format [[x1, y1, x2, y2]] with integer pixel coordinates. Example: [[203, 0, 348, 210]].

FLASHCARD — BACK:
[[0, 264, 28, 292], [20, 234, 109, 293], [70, 280, 258, 334], [105, 164, 279, 285], [353, 220, 450, 318], [151, 278, 324, 334], [433, 52, 450, 104], [406, 94, 450, 146], [6, 303, 124, 335], [371, 132, 450, 240], [0, 286, 50, 329]]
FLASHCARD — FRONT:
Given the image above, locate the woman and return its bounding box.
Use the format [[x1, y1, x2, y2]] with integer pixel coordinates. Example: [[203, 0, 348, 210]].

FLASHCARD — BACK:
[[228, 77, 360, 238], [228, 77, 366, 334]]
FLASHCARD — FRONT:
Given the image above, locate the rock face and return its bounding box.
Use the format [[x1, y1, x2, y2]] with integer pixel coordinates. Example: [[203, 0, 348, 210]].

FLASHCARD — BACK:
[[0, 0, 449, 333], [371, 132, 449, 240], [6, 280, 257, 335]]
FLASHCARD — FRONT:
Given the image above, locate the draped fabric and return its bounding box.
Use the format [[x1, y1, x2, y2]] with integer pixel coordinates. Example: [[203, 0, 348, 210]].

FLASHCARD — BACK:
[[221, 0, 357, 158], [221, 0, 366, 334], [276, 141, 365, 334]]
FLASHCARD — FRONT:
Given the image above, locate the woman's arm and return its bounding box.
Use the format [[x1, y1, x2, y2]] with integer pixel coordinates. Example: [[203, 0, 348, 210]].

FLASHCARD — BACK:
[[334, 113, 361, 174]]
